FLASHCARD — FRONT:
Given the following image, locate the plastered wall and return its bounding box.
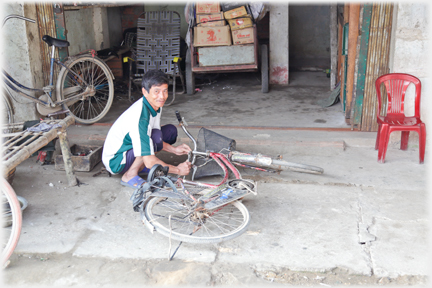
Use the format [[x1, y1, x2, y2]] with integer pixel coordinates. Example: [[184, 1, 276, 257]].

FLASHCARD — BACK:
[[390, 3, 430, 145], [1, 2, 39, 122]]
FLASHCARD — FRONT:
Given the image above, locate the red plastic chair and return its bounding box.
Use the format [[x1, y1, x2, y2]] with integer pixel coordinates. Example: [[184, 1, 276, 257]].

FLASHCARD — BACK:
[[375, 73, 426, 163]]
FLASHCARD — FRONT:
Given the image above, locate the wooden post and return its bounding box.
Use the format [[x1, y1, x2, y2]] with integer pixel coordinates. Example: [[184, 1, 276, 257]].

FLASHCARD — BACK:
[[345, 3, 361, 121], [53, 3, 69, 62], [339, 4, 350, 111], [336, 6, 344, 85], [351, 4, 373, 129], [330, 4, 338, 90], [58, 131, 78, 187]]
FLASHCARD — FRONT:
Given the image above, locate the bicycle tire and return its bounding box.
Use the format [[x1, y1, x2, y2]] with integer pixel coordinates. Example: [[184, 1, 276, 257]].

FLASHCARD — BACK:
[[1, 178, 22, 266], [1, 89, 14, 133], [144, 196, 250, 244], [56, 56, 114, 124]]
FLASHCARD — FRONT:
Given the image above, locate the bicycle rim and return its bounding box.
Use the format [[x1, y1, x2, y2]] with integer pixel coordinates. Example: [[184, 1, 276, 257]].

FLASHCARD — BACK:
[[57, 56, 114, 124], [145, 197, 250, 244], [1, 179, 22, 266]]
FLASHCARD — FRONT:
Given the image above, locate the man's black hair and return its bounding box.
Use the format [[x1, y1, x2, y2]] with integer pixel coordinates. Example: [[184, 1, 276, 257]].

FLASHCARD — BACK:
[[141, 70, 169, 93]]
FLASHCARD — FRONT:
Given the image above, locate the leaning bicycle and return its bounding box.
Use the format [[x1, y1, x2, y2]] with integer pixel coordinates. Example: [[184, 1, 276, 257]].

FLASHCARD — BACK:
[[2, 14, 114, 126], [129, 111, 323, 246]]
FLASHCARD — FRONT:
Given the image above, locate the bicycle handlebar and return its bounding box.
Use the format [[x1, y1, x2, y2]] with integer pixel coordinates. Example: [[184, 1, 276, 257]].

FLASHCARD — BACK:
[[175, 111, 197, 165], [176, 111, 182, 123], [175, 110, 182, 123], [3, 14, 35, 28]]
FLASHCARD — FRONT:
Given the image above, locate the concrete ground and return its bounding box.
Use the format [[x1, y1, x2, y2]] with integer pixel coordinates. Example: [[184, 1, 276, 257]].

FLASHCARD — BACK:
[[3, 72, 430, 286]]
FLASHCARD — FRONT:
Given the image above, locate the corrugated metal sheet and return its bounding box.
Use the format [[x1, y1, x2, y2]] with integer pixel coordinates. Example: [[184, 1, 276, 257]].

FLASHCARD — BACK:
[[36, 3, 59, 86], [361, 3, 393, 131]]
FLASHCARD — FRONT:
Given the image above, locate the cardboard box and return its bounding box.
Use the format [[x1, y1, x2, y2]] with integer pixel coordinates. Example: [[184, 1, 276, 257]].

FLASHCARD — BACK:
[[196, 2, 221, 14], [221, 2, 246, 12], [227, 16, 253, 31], [194, 25, 232, 47], [231, 27, 254, 45], [197, 13, 225, 27], [55, 144, 102, 172], [223, 6, 248, 20]]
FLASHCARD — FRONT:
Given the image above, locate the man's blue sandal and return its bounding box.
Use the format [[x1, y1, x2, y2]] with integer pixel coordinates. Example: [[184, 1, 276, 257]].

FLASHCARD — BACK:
[[121, 175, 146, 189]]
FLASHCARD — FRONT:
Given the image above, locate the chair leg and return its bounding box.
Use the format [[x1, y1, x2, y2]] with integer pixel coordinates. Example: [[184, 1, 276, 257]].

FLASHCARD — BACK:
[[377, 124, 389, 163], [400, 131, 409, 150], [375, 123, 381, 150], [165, 67, 177, 106], [419, 124, 426, 164], [128, 61, 133, 103]]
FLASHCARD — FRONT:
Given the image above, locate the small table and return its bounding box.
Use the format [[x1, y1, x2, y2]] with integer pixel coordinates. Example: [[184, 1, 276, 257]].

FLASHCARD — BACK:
[[2, 116, 78, 186]]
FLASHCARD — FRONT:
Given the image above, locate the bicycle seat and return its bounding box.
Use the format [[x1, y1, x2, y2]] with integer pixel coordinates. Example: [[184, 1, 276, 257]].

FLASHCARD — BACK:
[[42, 35, 70, 48]]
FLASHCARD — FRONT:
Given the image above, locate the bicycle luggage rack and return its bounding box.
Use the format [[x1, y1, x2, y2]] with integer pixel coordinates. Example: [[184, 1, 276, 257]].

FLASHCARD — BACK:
[[1, 115, 79, 186]]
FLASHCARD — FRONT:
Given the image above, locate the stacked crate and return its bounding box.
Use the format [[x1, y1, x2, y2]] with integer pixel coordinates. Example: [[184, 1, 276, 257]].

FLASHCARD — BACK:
[[224, 5, 254, 45], [193, 2, 255, 47]]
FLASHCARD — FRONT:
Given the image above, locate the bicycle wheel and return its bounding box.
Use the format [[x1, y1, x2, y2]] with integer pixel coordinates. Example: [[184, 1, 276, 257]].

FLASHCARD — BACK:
[[1, 178, 22, 266], [1, 90, 14, 134], [57, 56, 114, 124], [144, 196, 250, 244]]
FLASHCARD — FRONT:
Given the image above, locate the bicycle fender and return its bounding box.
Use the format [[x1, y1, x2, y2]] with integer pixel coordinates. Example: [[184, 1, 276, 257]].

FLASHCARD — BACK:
[[95, 56, 115, 80], [231, 152, 272, 166], [140, 196, 156, 234], [143, 217, 155, 234]]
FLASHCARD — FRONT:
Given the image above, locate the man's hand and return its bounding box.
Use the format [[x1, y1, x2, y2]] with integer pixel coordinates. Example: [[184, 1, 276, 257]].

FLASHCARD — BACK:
[[176, 161, 192, 176], [173, 143, 192, 156]]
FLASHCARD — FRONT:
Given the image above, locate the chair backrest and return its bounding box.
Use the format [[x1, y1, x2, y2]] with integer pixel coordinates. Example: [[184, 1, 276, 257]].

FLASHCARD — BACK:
[[136, 11, 181, 75], [375, 73, 422, 117]]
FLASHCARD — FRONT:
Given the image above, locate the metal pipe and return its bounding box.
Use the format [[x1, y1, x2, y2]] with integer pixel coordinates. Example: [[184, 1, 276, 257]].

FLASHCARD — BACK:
[[2, 14, 35, 27]]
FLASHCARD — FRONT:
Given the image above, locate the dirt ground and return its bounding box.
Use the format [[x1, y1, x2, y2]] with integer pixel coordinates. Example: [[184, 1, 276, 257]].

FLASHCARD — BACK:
[[4, 252, 427, 286]]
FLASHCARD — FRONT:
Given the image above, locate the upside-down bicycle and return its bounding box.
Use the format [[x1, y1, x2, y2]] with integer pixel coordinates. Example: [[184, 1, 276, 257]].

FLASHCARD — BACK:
[[129, 111, 324, 248]]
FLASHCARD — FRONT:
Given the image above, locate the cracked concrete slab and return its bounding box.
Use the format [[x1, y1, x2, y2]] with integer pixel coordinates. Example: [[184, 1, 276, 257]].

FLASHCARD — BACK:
[[369, 219, 429, 277], [8, 130, 428, 281], [214, 183, 373, 276]]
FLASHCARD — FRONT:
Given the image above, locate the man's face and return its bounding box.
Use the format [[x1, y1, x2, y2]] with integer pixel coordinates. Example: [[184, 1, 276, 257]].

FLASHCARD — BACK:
[[142, 84, 169, 111]]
